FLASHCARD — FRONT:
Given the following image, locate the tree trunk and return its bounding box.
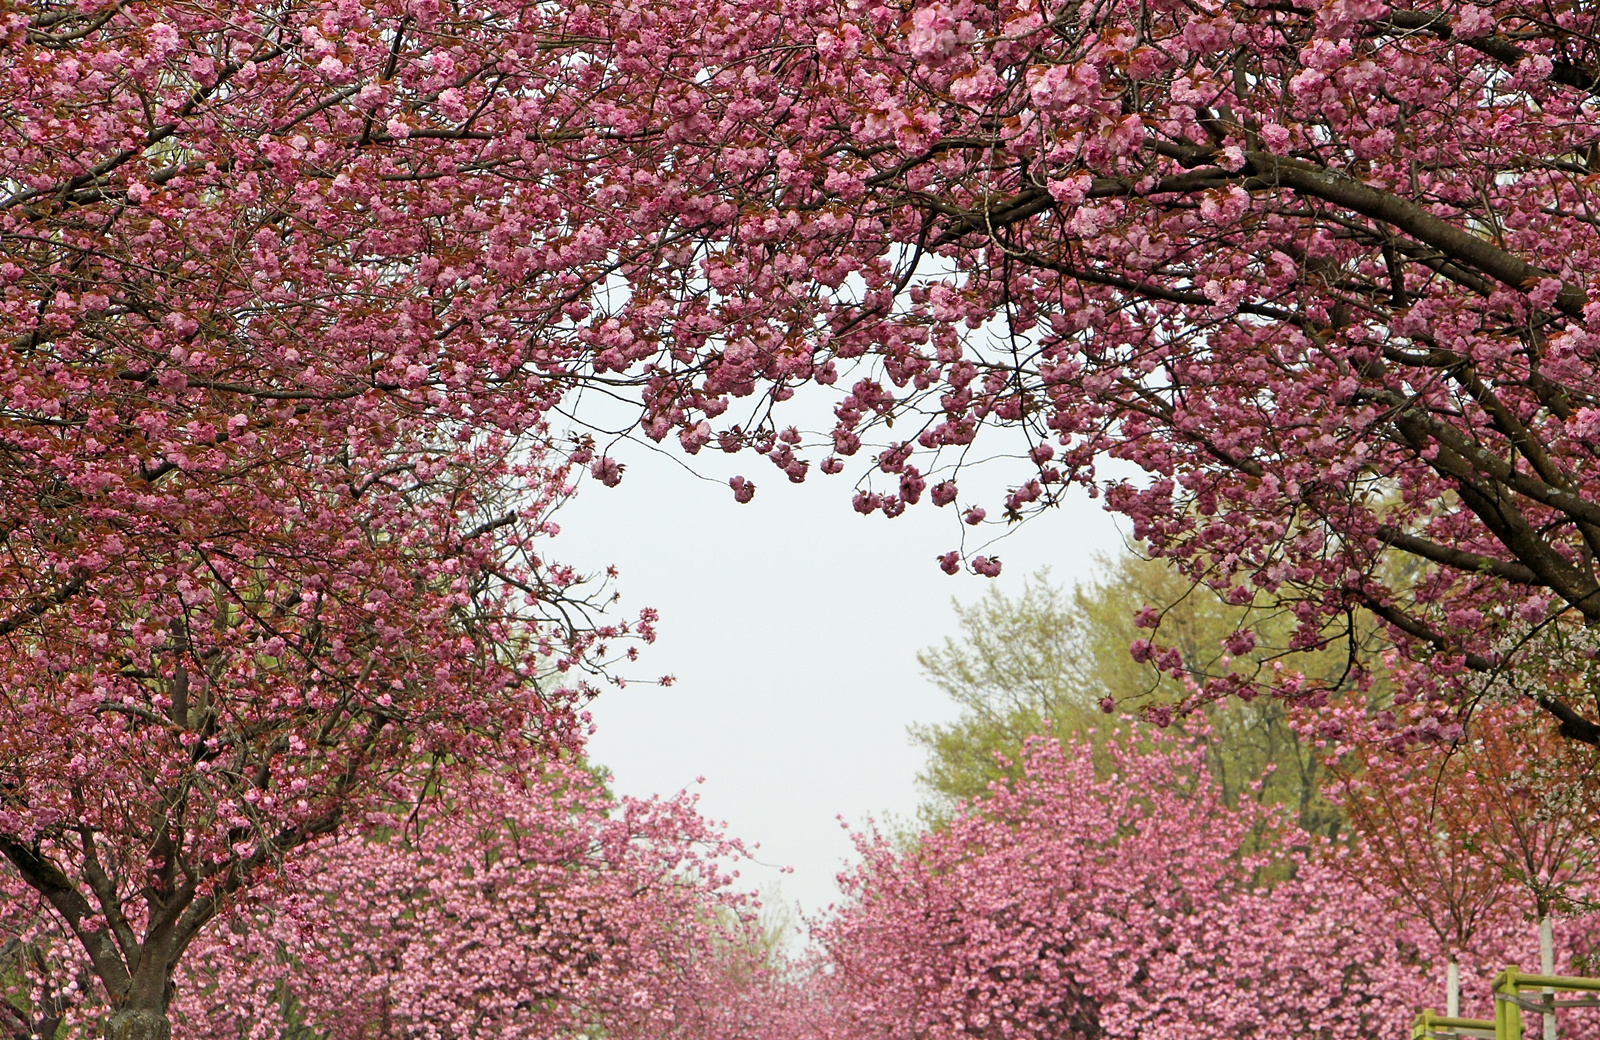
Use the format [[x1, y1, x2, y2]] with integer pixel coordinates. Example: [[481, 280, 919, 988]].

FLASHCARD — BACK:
[[104, 1007, 171, 1040]]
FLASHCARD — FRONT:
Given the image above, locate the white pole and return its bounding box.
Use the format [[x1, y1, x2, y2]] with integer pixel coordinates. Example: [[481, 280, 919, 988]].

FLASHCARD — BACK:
[[1448, 958, 1461, 1018], [1541, 915, 1557, 1040]]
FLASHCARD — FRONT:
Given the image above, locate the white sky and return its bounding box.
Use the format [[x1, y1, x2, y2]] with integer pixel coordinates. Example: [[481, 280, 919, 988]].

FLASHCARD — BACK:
[[553, 429, 1128, 924]]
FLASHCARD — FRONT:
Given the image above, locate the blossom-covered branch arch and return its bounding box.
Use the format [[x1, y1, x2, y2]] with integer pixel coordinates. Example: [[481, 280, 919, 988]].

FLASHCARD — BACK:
[[645, 0, 1600, 743]]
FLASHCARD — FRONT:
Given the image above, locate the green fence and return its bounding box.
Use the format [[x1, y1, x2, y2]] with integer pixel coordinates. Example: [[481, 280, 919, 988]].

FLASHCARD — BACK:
[[1413, 969, 1600, 1040]]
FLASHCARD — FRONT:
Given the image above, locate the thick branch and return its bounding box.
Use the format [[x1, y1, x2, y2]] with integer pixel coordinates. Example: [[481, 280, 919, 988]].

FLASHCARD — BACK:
[[1384, 408, 1600, 615], [1380, 10, 1600, 95], [1533, 693, 1600, 746], [1243, 152, 1587, 318], [0, 839, 133, 1002], [77, 828, 141, 974], [1374, 525, 1541, 584], [1354, 591, 1600, 747], [0, 577, 89, 637]]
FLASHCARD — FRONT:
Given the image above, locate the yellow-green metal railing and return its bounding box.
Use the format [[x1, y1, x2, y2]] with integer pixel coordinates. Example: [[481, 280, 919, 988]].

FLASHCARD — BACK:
[[1411, 1009, 1494, 1040], [1415, 968, 1600, 1040], [1490, 968, 1600, 1040]]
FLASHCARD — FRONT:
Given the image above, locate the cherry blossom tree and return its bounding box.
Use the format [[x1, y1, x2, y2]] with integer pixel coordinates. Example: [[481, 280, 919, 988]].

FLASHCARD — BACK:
[[0, 429, 654, 1040], [3, 3, 683, 1035], [814, 730, 1600, 1040], [172, 765, 768, 1040], [817, 730, 1417, 1040], [641, 0, 1600, 744], [2, 763, 772, 1040]]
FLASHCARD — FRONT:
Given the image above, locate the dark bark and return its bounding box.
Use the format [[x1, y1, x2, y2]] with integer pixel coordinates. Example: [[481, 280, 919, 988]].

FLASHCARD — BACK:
[[104, 1007, 172, 1040]]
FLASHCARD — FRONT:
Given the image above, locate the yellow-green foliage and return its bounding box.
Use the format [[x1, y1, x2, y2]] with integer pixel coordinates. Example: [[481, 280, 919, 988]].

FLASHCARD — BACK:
[[910, 555, 1350, 839]]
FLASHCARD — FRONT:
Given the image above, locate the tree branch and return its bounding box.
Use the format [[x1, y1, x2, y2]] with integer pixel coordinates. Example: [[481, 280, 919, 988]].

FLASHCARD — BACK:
[[1374, 525, 1541, 585]]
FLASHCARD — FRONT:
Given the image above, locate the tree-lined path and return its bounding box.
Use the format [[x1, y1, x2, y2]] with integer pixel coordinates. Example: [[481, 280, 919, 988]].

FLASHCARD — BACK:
[[7, 0, 1600, 1035]]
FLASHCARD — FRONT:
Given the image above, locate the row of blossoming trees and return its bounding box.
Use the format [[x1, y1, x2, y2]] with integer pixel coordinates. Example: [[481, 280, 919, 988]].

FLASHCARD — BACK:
[[803, 718, 1600, 1040], [11, 706, 1599, 1040], [8, 0, 1600, 1034]]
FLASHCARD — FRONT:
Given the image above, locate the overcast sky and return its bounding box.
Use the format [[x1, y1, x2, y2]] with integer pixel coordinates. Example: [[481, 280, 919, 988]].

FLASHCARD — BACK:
[[552, 426, 1128, 925]]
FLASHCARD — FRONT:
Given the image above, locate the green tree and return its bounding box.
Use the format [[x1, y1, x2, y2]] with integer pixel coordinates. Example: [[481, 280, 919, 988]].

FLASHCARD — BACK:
[[911, 556, 1348, 839]]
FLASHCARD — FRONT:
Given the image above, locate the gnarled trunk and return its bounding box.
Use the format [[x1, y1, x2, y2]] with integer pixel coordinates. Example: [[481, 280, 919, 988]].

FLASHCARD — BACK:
[[105, 1007, 171, 1040]]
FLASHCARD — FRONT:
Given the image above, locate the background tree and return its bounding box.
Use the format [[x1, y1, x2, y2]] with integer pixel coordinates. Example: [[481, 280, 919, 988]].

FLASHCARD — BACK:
[[1329, 698, 1600, 1004], [912, 559, 1346, 837], [820, 730, 1600, 1040], [909, 571, 1095, 808], [824, 731, 1433, 1040]]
